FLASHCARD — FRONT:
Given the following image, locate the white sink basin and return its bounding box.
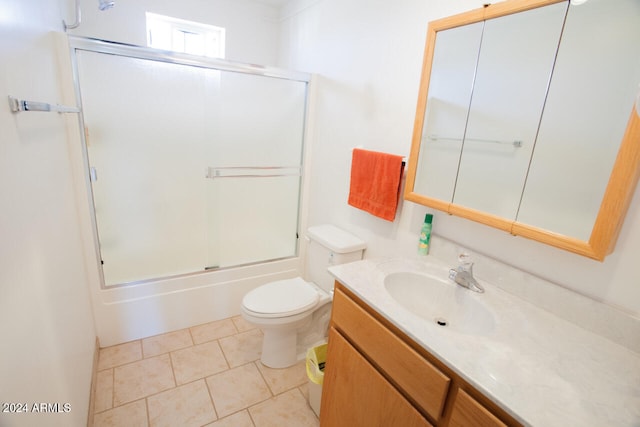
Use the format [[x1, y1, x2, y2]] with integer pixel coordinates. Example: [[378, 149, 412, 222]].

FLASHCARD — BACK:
[[383, 271, 495, 334]]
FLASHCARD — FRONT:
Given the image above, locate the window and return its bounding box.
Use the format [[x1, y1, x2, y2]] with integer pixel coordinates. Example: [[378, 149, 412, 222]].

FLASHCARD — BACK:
[[146, 12, 226, 58]]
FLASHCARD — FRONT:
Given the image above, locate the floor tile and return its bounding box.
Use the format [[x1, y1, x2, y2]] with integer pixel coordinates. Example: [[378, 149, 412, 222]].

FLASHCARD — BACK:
[[219, 329, 263, 368], [190, 319, 238, 345], [232, 315, 256, 332], [298, 383, 310, 402], [113, 354, 175, 406], [206, 363, 272, 418], [171, 341, 229, 385], [94, 369, 114, 413], [93, 315, 319, 427], [142, 329, 193, 358], [249, 389, 319, 427], [257, 360, 308, 395], [205, 410, 254, 427], [98, 341, 142, 370], [93, 399, 147, 427], [147, 379, 217, 427]]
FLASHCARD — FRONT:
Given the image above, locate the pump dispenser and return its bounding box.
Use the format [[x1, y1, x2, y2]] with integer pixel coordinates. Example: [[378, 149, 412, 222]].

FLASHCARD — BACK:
[[418, 213, 433, 255]]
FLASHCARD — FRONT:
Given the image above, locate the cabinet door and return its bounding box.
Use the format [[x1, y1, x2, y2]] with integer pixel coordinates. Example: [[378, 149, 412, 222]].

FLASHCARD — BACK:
[[448, 389, 507, 427], [414, 21, 483, 202], [320, 327, 433, 427], [516, 0, 640, 241]]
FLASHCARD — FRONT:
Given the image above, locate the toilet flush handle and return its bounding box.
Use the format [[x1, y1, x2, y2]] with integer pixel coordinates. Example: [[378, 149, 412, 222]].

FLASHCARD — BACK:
[[328, 251, 335, 265]]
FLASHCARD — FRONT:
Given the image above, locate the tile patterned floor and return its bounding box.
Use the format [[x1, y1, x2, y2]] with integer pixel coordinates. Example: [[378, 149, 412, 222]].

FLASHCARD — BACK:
[[92, 316, 320, 427]]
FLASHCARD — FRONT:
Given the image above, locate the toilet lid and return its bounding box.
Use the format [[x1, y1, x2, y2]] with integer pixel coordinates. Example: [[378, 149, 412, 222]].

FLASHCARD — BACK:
[[243, 277, 319, 317]]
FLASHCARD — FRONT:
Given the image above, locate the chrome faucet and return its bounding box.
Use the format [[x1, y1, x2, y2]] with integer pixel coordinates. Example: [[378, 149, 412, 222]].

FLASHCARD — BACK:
[[449, 254, 484, 293]]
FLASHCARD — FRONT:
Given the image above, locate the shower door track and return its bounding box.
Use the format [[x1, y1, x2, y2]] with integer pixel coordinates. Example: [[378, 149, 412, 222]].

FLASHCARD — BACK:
[[68, 36, 311, 83]]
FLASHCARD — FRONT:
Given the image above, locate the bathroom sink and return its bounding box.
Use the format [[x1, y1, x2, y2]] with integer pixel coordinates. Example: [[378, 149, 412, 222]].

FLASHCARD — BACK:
[[383, 271, 495, 334]]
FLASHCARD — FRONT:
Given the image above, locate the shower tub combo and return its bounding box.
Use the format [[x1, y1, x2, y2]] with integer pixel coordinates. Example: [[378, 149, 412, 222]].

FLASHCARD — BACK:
[[66, 36, 313, 346]]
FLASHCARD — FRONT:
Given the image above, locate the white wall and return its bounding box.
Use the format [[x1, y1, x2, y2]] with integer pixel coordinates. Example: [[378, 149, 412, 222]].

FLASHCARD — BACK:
[[67, 0, 282, 65], [278, 0, 640, 317], [0, 1, 97, 426]]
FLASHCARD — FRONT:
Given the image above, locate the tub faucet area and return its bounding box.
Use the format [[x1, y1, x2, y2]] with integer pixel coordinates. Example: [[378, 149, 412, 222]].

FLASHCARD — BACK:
[[449, 254, 484, 293]]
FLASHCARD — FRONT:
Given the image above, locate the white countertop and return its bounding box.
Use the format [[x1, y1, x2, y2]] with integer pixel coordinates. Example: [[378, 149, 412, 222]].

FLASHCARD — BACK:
[[328, 257, 640, 427]]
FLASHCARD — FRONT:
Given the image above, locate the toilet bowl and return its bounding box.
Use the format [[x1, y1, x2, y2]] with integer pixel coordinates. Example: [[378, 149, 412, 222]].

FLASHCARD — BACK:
[[241, 278, 331, 368], [241, 225, 366, 368]]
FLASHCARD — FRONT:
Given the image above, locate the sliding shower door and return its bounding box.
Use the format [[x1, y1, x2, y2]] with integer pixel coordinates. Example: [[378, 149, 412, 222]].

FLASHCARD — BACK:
[[203, 71, 306, 269], [74, 42, 307, 286]]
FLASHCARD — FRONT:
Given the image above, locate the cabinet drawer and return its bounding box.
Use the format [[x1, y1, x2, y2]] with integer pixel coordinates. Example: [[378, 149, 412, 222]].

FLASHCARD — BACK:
[[449, 389, 508, 427], [332, 288, 450, 421]]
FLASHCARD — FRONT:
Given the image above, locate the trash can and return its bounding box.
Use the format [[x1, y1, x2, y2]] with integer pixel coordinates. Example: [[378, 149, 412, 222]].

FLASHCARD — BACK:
[[306, 342, 327, 417]]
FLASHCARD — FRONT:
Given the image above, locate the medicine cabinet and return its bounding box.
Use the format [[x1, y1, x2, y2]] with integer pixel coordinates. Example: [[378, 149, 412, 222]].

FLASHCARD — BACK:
[[405, 0, 640, 260]]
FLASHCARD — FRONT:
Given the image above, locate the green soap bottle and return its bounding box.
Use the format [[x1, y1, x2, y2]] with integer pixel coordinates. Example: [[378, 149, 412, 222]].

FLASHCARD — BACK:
[[418, 213, 433, 255]]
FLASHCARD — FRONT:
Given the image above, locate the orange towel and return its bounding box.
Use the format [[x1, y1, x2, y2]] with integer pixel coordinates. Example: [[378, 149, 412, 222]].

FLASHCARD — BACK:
[[348, 148, 405, 221]]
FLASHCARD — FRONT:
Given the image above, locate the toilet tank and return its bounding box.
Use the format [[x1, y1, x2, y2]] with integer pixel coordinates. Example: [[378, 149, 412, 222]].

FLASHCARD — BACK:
[[306, 225, 366, 293]]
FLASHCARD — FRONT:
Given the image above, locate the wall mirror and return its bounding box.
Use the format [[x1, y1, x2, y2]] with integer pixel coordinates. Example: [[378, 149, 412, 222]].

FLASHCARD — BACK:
[[405, 0, 640, 260]]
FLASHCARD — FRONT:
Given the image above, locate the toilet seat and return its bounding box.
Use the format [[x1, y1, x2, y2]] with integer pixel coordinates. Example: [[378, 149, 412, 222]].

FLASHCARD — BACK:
[[242, 277, 319, 318]]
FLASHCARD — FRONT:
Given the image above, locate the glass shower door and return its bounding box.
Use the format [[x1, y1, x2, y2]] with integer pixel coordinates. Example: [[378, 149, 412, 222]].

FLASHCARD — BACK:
[[75, 47, 307, 286], [203, 71, 306, 270]]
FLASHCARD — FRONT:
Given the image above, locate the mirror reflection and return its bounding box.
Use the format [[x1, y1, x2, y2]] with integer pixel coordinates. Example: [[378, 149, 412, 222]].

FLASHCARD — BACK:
[[516, 0, 640, 240], [453, 2, 566, 220], [414, 22, 483, 202]]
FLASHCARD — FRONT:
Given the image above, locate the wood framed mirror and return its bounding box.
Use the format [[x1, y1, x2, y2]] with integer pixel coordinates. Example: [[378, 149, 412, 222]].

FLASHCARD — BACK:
[[405, 0, 640, 261]]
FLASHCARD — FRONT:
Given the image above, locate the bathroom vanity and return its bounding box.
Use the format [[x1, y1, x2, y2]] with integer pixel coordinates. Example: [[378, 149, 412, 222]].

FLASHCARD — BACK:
[[321, 285, 515, 426], [320, 258, 640, 426]]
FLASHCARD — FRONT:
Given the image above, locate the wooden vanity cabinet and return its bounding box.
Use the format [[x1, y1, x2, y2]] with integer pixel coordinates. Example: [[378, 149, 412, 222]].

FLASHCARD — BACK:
[[320, 283, 520, 427]]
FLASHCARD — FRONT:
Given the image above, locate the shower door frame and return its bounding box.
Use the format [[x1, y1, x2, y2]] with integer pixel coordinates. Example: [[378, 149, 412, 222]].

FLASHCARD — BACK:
[[67, 35, 313, 289]]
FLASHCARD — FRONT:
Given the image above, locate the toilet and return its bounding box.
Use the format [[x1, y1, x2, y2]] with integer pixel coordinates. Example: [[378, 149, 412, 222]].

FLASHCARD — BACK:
[[241, 225, 366, 368]]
